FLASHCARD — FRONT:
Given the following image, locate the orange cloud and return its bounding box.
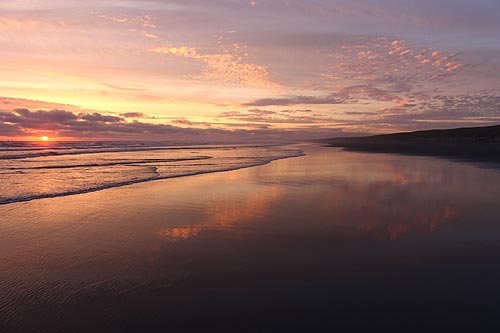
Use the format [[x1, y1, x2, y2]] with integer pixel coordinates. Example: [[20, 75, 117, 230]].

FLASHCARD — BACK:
[[98, 14, 157, 29], [152, 46, 280, 89]]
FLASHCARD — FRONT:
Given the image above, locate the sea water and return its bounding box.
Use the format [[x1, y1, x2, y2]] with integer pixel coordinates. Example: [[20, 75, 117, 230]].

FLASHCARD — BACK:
[[0, 141, 303, 204]]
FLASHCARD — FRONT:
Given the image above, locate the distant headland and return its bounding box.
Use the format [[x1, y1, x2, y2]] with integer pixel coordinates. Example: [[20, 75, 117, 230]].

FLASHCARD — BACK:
[[318, 124, 500, 164]]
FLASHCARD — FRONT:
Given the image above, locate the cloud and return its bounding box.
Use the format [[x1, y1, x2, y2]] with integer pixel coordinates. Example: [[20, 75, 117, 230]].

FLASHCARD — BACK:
[[243, 93, 347, 106], [344, 111, 378, 116], [247, 108, 277, 115], [171, 118, 212, 127], [101, 14, 157, 29], [326, 37, 464, 88], [337, 91, 500, 131], [79, 112, 123, 123], [335, 85, 397, 102], [152, 46, 280, 88], [14, 108, 78, 122], [120, 112, 148, 118], [279, 109, 312, 113], [0, 96, 85, 112], [96, 13, 159, 40], [0, 107, 356, 141], [218, 109, 342, 124], [171, 118, 273, 130], [99, 82, 146, 92], [242, 84, 404, 107], [154, 0, 500, 35], [1, 1, 498, 136]]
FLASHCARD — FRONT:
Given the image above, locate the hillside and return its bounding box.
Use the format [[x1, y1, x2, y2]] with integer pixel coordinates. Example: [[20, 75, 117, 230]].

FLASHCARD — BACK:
[[319, 124, 500, 163], [323, 124, 500, 144]]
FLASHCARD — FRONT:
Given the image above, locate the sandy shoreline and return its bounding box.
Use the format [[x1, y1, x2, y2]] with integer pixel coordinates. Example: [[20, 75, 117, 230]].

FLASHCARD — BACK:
[[3, 145, 500, 331]]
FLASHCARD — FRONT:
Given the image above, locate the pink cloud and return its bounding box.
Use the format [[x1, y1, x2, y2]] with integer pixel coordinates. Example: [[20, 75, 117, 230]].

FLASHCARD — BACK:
[[152, 46, 280, 89], [326, 37, 464, 86]]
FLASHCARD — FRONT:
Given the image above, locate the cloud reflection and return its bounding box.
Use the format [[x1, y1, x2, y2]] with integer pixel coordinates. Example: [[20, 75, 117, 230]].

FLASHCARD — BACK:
[[157, 187, 282, 241], [156, 147, 465, 242]]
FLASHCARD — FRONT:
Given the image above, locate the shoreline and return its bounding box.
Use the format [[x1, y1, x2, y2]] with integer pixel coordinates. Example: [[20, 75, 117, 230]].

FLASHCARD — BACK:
[[0, 148, 305, 205]]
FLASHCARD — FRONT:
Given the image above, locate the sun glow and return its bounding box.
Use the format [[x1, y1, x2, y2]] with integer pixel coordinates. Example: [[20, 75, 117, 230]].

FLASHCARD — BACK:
[[41, 136, 49, 141]]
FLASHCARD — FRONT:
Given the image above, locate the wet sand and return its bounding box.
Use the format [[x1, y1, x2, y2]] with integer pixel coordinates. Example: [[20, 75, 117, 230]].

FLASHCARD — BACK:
[[2, 145, 500, 332]]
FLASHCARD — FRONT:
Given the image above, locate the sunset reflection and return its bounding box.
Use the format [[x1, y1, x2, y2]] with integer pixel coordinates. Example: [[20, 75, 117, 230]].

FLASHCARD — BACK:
[[157, 186, 282, 241], [155, 147, 472, 242]]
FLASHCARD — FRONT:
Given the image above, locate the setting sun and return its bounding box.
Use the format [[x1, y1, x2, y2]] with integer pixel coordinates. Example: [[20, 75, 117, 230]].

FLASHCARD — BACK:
[[41, 136, 49, 141]]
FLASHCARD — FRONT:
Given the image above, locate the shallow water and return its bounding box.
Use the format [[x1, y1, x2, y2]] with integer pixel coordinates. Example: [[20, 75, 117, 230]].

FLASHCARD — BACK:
[[1, 145, 500, 331], [0, 142, 302, 204]]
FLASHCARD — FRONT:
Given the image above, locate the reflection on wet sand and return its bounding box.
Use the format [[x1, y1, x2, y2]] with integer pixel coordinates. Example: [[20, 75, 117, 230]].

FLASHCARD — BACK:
[[157, 147, 466, 242], [382, 205, 459, 240], [158, 187, 283, 240]]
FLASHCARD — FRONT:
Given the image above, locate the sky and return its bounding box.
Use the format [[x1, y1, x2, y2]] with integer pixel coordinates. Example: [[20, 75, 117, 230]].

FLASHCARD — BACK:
[[0, 0, 499, 141]]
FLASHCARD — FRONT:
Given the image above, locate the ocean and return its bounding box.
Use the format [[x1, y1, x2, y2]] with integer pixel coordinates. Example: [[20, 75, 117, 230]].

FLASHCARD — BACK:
[[0, 141, 303, 204]]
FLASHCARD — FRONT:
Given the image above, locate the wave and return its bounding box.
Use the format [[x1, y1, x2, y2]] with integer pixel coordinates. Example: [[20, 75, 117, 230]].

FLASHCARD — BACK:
[[0, 151, 305, 205], [0, 144, 277, 160], [4, 156, 212, 170]]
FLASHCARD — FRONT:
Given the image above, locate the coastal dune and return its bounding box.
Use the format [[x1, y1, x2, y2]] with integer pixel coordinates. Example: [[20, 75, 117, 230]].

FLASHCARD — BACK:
[[320, 124, 500, 164]]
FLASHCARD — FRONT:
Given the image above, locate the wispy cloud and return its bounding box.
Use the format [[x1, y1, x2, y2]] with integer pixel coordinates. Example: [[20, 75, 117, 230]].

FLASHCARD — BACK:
[[334, 91, 500, 131], [120, 112, 148, 118], [152, 46, 280, 89], [325, 37, 464, 87], [218, 108, 342, 124], [101, 14, 157, 29], [243, 93, 347, 106]]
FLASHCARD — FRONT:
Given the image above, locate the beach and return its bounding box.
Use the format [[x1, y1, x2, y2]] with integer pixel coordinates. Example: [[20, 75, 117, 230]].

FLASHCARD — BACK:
[[2, 144, 500, 331]]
